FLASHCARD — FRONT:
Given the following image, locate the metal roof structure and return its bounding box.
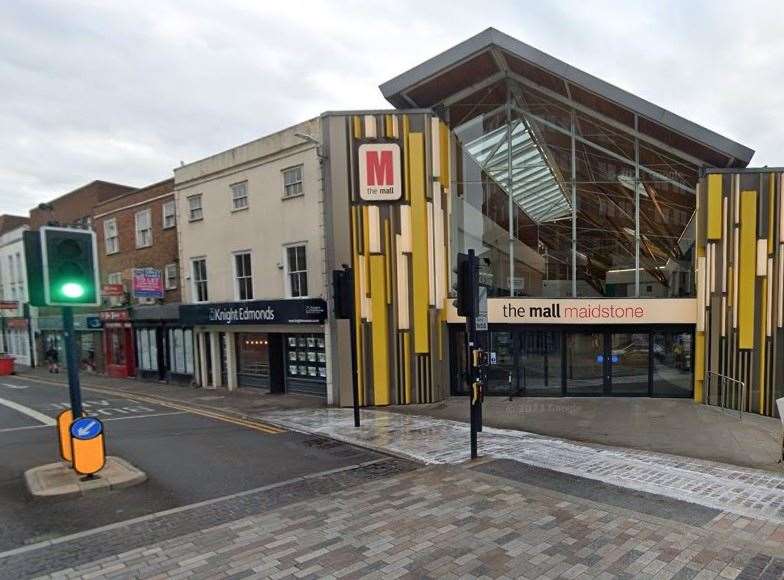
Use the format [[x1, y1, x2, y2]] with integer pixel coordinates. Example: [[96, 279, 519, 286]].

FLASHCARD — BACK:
[[380, 28, 754, 168]]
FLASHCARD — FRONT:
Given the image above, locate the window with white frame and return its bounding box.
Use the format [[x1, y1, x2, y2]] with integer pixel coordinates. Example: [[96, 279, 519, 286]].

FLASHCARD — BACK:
[[233, 251, 253, 300], [164, 263, 177, 290], [282, 165, 303, 198], [285, 244, 308, 297], [7, 255, 16, 301], [135, 209, 152, 248], [162, 201, 176, 229], [188, 194, 203, 222], [107, 272, 123, 287], [15, 252, 23, 301], [104, 218, 119, 254], [136, 328, 158, 371], [191, 258, 208, 302], [230, 181, 248, 210], [168, 328, 194, 374]]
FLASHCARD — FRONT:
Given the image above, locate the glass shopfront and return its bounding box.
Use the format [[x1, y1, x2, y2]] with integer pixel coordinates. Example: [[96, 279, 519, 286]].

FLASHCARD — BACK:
[[237, 333, 270, 388], [285, 333, 326, 396], [448, 77, 698, 302], [451, 325, 693, 398]]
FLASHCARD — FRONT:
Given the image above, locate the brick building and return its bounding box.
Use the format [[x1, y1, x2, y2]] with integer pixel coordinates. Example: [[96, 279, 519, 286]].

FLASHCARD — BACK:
[[29, 180, 136, 374], [93, 178, 193, 382]]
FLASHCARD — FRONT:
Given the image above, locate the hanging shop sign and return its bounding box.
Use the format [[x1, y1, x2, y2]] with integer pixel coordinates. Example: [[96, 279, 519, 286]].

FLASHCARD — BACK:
[[179, 298, 328, 326], [0, 300, 18, 310], [99, 309, 131, 322], [132, 268, 164, 299], [447, 298, 697, 325], [102, 284, 125, 297], [357, 143, 402, 201]]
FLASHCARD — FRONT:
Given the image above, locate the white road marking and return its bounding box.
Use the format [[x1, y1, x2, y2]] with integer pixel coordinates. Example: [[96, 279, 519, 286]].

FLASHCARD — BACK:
[[0, 411, 187, 432], [1, 383, 28, 390], [0, 396, 56, 426]]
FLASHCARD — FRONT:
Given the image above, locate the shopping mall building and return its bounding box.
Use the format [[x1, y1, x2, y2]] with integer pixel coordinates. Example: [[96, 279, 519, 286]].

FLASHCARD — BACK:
[[182, 28, 784, 417]]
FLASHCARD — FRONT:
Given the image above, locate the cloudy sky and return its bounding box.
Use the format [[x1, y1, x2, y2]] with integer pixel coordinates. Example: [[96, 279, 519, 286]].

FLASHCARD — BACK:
[[1, 0, 782, 215]]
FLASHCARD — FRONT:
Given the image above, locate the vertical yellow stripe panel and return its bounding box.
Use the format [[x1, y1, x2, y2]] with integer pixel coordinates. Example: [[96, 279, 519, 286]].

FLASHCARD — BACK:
[[352, 116, 362, 139], [409, 132, 430, 354], [759, 278, 767, 413], [384, 219, 392, 305], [369, 255, 390, 405], [350, 208, 365, 406], [384, 115, 393, 138], [403, 332, 411, 404], [707, 174, 722, 240], [738, 190, 757, 349], [694, 331, 705, 402], [439, 122, 450, 189]]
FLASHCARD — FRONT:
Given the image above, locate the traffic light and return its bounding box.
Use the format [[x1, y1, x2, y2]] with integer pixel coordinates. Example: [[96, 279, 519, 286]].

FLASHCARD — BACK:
[[456, 251, 478, 317], [40, 226, 100, 306], [332, 267, 355, 320]]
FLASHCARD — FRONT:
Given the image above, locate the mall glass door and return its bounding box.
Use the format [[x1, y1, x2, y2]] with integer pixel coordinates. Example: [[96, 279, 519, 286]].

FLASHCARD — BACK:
[[517, 330, 562, 396], [565, 332, 606, 395]]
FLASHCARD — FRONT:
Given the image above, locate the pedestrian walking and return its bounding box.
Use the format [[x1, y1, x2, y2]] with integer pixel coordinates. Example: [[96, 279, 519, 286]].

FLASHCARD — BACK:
[[45, 344, 60, 373]]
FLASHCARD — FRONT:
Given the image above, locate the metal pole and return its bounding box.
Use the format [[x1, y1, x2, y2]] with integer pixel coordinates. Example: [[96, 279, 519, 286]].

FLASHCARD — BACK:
[[634, 115, 640, 297], [62, 306, 83, 418], [347, 267, 360, 427], [570, 111, 577, 297], [507, 100, 514, 298], [467, 250, 478, 459]]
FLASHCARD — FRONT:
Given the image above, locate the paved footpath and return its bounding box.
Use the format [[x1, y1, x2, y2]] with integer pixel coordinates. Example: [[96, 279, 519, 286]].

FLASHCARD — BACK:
[[262, 408, 784, 525], [27, 462, 784, 579]]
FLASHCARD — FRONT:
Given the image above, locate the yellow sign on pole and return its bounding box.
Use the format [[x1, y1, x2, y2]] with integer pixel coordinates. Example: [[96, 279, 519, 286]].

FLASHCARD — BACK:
[[56, 409, 73, 462], [69, 417, 106, 476]]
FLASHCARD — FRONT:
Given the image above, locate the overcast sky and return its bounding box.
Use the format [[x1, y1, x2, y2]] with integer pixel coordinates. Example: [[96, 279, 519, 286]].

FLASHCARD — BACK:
[[1, 0, 782, 215]]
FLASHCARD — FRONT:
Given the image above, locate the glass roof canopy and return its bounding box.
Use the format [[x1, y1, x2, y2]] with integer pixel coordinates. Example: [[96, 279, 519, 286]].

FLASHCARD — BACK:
[[462, 119, 571, 224]]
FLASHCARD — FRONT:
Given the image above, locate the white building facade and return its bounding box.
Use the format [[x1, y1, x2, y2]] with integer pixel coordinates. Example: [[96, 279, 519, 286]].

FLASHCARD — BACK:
[[175, 118, 332, 400], [0, 224, 34, 367]]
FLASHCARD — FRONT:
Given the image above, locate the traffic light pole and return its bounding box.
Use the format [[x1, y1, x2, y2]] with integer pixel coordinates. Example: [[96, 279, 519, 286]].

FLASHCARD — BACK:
[[62, 306, 83, 418], [346, 267, 360, 428]]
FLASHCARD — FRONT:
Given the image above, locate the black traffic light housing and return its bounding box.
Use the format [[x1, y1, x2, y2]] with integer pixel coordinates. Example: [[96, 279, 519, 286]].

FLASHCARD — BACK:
[[456, 251, 478, 318], [34, 226, 100, 307], [332, 267, 355, 320]]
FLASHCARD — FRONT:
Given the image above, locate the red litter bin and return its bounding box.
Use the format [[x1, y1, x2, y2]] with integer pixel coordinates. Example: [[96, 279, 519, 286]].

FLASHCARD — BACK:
[[0, 355, 14, 376]]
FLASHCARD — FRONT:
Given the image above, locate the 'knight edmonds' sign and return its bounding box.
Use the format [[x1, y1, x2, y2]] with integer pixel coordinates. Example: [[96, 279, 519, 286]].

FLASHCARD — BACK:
[[447, 298, 697, 325], [358, 143, 402, 201], [179, 299, 327, 326]]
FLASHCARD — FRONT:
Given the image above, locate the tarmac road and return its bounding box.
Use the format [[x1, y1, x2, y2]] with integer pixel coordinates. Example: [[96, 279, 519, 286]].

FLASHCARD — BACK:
[[0, 374, 383, 552]]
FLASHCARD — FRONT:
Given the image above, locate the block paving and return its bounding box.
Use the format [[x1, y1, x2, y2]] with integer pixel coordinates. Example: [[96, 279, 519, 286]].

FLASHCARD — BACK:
[[29, 462, 784, 579]]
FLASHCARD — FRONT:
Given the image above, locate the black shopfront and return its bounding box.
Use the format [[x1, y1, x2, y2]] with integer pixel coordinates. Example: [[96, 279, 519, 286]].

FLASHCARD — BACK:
[[179, 298, 328, 396], [450, 324, 694, 398]]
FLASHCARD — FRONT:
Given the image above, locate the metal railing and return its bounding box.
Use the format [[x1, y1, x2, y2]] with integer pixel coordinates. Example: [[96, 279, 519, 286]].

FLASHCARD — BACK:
[[704, 371, 745, 421]]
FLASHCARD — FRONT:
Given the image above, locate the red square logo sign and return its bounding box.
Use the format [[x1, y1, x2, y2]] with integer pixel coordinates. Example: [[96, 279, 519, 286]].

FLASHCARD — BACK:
[[358, 143, 402, 201]]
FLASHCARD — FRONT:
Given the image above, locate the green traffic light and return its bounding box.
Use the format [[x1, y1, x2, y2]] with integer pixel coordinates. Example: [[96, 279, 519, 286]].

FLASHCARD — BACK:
[[61, 282, 86, 299]]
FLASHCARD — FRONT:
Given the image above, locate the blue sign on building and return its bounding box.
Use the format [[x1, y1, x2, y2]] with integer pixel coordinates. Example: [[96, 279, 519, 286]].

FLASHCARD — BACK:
[[70, 417, 103, 440]]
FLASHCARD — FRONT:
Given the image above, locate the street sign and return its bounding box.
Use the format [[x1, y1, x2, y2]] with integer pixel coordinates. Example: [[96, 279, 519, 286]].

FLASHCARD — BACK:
[[0, 300, 18, 310], [102, 283, 125, 297], [70, 417, 106, 476], [70, 417, 103, 440], [57, 409, 73, 462], [476, 286, 488, 332]]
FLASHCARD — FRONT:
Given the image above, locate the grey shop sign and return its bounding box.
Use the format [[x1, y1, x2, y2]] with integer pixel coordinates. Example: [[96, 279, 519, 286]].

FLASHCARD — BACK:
[[179, 299, 327, 326]]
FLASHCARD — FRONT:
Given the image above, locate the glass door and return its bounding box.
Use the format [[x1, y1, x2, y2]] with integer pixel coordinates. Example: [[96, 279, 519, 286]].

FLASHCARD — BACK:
[[518, 330, 562, 396], [487, 331, 515, 395], [565, 332, 606, 395], [609, 332, 650, 395]]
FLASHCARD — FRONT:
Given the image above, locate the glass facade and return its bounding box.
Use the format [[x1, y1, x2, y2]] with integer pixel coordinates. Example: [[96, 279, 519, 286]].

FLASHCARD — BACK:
[[449, 79, 698, 299]]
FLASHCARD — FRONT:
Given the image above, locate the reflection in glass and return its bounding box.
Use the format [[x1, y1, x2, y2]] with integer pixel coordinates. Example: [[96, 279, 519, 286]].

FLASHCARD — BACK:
[[610, 333, 649, 395], [519, 331, 561, 396], [652, 331, 693, 397], [565, 333, 604, 395], [486, 331, 514, 395]]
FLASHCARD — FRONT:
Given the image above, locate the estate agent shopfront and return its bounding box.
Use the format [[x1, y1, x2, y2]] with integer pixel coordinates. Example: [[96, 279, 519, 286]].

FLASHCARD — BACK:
[[180, 298, 328, 396]]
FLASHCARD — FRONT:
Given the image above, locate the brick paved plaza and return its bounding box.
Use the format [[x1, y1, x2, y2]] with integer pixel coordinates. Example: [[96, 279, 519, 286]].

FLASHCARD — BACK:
[[22, 459, 784, 579]]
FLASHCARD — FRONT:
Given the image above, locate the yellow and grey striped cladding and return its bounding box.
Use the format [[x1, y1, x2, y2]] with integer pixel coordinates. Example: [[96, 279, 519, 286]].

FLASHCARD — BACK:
[[697, 171, 784, 417], [346, 112, 450, 406]]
